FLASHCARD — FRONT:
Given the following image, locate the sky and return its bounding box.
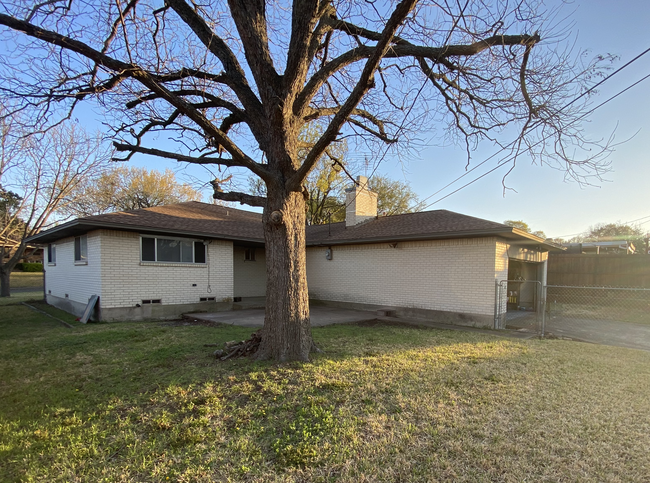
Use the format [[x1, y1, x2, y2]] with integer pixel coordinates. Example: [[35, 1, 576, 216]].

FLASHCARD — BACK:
[[25, 0, 649, 240], [383, 0, 650, 240]]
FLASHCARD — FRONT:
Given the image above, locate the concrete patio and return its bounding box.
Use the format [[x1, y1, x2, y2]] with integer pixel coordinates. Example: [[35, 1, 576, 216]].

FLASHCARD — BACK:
[[182, 304, 538, 340]]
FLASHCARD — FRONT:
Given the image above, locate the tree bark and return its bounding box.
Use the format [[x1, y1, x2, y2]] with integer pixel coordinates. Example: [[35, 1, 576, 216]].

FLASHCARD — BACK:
[[257, 189, 312, 362], [0, 243, 25, 297], [0, 269, 10, 298]]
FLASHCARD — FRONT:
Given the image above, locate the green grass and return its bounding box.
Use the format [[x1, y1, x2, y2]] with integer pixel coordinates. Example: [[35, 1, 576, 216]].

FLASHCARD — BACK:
[[0, 292, 44, 307], [1, 303, 650, 482], [9, 272, 43, 289]]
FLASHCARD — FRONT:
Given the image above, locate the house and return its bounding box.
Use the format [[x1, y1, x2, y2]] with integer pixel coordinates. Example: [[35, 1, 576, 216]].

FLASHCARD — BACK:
[[563, 241, 637, 255], [26, 176, 560, 327]]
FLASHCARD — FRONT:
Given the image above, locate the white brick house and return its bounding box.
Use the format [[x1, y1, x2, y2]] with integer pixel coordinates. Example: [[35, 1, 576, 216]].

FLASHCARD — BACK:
[[28, 177, 559, 326]]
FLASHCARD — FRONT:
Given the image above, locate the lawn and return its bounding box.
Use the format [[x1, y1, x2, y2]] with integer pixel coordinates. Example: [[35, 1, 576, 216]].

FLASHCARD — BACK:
[[9, 272, 43, 289], [1, 303, 649, 482]]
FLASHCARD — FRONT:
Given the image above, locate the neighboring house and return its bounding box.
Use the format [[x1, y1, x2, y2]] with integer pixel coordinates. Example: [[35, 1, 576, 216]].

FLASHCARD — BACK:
[[564, 241, 637, 255], [26, 176, 560, 327]]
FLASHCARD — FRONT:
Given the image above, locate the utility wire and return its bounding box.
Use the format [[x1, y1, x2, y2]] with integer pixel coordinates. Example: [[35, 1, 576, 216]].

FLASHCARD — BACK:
[[417, 70, 650, 211], [551, 214, 650, 239], [412, 46, 650, 211]]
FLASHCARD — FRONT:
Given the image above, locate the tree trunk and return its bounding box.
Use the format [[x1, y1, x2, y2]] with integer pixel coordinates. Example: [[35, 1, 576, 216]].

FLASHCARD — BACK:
[[0, 243, 26, 297], [256, 189, 313, 362], [0, 268, 11, 297]]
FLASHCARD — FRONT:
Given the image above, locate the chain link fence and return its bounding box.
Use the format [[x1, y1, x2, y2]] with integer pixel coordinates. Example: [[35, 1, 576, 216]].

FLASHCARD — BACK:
[[495, 282, 650, 340], [545, 285, 650, 327], [495, 280, 543, 333]]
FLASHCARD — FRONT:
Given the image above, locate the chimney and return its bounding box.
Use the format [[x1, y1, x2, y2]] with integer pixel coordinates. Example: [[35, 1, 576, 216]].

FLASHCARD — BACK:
[[345, 176, 378, 227]]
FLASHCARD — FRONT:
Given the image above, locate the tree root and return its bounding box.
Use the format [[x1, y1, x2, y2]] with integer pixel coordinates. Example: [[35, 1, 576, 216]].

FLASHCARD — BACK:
[[213, 332, 322, 361]]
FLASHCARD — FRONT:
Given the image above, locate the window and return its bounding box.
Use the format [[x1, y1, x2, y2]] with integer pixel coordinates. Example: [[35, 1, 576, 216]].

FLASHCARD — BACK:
[[47, 244, 56, 265], [74, 235, 88, 263], [244, 248, 256, 261], [140, 237, 206, 264]]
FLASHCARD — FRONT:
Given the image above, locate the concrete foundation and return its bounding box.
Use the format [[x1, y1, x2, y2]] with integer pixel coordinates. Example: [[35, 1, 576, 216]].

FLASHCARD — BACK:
[[47, 293, 233, 322], [309, 299, 494, 328]]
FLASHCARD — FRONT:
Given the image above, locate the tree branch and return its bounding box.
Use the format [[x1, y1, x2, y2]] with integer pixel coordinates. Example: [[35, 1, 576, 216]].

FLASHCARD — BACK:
[[0, 13, 270, 181], [113, 142, 265, 170], [210, 186, 266, 207], [288, 0, 419, 191], [125, 89, 244, 117], [284, 0, 326, 99], [227, 0, 282, 104], [305, 107, 397, 143], [164, 0, 263, 115], [295, 33, 540, 117]]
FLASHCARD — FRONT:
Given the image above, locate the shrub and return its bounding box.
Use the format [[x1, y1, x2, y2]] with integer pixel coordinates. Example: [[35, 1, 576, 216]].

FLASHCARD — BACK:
[[21, 263, 44, 272]]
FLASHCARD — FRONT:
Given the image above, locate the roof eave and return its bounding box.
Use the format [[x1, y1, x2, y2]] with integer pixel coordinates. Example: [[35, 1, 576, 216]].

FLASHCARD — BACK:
[[25, 220, 265, 245], [307, 227, 564, 251]]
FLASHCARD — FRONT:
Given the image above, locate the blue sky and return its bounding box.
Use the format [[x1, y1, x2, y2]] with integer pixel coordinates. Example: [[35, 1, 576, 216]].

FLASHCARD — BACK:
[[67, 0, 650, 239], [389, 0, 650, 239]]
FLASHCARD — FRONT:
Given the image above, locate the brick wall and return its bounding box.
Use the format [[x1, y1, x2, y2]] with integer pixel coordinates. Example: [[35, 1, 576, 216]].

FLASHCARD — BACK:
[[306, 237, 502, 316], [98, 230, 233, 308], [44, 232, 102, 306], [233, 246, 266, 297]]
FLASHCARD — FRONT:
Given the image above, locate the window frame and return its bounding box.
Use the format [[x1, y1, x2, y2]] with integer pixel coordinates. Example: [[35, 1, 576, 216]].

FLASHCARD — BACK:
[[140, 235, 206, 264], [244, 248, 256, 262], [47, 243, 56, 265], [74, 235, 88, 264]]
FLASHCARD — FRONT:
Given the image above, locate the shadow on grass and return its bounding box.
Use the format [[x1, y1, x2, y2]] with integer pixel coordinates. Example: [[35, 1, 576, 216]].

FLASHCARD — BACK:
[[0, 304, 542, 481]]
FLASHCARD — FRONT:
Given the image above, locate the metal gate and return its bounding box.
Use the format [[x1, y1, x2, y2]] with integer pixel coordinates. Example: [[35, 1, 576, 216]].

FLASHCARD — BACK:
[[494, 280, 544, 335]]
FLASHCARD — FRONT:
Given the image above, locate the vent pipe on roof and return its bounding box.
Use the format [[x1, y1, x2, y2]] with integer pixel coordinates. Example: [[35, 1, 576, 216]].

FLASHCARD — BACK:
[[345, 176, 378, 227]]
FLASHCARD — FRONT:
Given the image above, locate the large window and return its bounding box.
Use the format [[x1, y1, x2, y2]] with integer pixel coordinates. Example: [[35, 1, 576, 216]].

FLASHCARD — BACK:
[[74, 235, 88, 263], [141, 237, 206, 264]]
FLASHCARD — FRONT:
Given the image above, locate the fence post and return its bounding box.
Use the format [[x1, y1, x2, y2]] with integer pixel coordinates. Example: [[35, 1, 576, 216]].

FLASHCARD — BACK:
[[494, 280, 500, 329], [540, 283, 546, 337]]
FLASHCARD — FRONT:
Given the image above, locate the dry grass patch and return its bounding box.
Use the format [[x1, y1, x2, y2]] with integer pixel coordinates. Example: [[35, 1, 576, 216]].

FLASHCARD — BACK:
[[1, 309, 649, 482]]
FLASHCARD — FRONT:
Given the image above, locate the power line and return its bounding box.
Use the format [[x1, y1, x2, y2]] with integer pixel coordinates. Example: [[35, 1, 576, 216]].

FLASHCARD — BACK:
[[416, 69, 650, 212], [412, 45, 650, 211], [551, 214, 650, 239]]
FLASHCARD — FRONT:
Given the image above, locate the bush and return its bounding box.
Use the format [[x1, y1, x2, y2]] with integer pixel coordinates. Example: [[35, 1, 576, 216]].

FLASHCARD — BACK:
[[20, 263, 43, 272]]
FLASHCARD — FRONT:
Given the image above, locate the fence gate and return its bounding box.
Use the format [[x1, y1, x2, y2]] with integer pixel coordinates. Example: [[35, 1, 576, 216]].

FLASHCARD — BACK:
[[495, 280, 544, 334]]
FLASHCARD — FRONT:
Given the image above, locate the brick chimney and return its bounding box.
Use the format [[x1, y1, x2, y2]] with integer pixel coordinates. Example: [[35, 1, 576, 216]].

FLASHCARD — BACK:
[[345, 176, 378, 227]]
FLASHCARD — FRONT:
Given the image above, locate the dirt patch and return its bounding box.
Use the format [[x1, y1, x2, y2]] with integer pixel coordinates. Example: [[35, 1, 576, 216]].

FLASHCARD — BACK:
[[162, 317, 226, 328], [349, 318, 427, 329]]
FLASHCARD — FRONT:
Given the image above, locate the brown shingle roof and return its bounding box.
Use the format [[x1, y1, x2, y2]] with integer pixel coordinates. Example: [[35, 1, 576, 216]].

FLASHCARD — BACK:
[[28, 201, 551, 248], [27, 202, 264, 244], [306, 209, 512, 245]]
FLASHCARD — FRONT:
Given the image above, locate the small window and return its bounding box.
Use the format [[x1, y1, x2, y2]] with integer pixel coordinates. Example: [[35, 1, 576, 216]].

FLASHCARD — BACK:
[[142, 299, 162, 305], [200, 297, 216, 302], [47, 244, 56, 265], [74, 235, 88, 263], [245, 248, 256, 261]]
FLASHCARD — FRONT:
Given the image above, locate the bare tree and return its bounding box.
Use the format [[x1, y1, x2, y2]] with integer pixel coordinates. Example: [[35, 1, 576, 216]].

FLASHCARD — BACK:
[[0, 1, 611, 360], [0, 120, 109, 297]]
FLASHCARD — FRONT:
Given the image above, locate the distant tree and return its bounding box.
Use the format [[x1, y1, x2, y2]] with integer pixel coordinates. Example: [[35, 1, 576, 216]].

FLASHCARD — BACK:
[[369, 176, 420, 216], [72, 166, 203, 215], [504, 220, 546, 239], [0, 121, 109, 297], [582, 222, 644, 241], [250, 127, 419, 224]]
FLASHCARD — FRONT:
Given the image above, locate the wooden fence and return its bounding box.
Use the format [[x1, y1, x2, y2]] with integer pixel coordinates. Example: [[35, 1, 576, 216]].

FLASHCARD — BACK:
[[547, 253, 650, 288]]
